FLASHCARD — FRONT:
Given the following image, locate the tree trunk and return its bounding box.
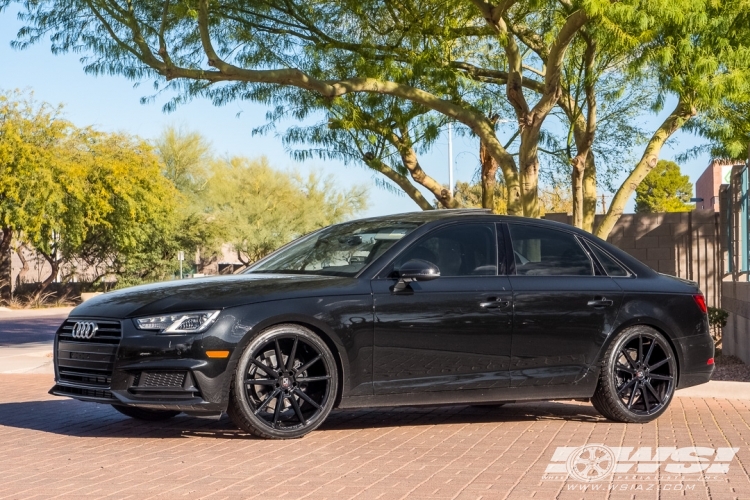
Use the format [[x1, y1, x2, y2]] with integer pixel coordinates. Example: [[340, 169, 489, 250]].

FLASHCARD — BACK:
[[479, 139, 500, 211], [518, 127, 541, 218], [582, 154, 597, 232], [594, 99, 696, 239], [14, 241, 30, 288], [0, 228, 12, 303]]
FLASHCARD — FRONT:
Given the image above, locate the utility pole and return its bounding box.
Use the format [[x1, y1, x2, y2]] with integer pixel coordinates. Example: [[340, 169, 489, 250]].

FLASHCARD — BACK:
[[448, 122, 454, 198], [601, 194, 607, 214], [178, 251, 185, 279]]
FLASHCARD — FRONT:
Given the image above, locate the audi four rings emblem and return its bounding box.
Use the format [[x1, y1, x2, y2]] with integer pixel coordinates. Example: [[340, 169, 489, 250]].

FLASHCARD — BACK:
[[71, 321, 98, 339]]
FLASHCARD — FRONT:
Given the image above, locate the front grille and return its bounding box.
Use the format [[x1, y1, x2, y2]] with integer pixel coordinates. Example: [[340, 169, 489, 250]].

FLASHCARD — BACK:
[[139, 371, 186, 388], [56, 319, 121, 396]]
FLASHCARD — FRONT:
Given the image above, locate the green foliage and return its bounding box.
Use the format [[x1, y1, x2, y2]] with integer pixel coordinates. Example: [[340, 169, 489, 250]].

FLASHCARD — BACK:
[[204, 156, 368, 265], [634, 160, 694, 213], [708, 306, 728, 347]]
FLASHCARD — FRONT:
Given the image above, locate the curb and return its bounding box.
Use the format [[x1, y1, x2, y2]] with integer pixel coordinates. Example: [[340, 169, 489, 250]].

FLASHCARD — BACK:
[[675, 380, 750, 400]]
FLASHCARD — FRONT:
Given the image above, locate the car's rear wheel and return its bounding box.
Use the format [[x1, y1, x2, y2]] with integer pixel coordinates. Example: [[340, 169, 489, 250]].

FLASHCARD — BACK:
[[592, 326, 677, 423], [112, 405, 181, 421], [228, 324, 338, 439]]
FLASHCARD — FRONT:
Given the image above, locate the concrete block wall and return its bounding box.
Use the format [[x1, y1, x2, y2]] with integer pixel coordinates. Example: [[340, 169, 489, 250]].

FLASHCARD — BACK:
[[544, 210, 722, 307]]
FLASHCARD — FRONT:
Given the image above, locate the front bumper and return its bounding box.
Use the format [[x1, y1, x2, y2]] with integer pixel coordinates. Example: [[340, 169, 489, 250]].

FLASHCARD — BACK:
[[50, 315, 240, 413]]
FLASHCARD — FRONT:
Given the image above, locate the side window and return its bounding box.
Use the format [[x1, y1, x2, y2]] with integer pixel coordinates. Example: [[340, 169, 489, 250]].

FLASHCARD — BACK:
[[588, 244, 630, 277], [509, 224, 593, 276], [393, 223, 497, 277]]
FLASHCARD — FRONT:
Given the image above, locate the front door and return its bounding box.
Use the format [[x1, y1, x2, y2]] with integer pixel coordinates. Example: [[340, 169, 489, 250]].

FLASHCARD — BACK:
[[506, 223, 623, 389], [372, 222, 513, 395]]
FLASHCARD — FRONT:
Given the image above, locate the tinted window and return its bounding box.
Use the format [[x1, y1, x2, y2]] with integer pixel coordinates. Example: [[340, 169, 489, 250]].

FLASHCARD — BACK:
[[589, 244, 629, 276], [509, 224, 593, 276], [394, 223, 497, 277]]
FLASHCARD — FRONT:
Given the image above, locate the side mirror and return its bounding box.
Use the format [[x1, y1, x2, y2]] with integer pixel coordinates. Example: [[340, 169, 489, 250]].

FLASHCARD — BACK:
[[393, 259, 440, 291]]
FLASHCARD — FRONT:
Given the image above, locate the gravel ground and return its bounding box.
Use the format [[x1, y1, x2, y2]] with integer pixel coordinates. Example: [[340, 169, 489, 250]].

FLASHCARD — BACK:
[[712, 350, 750, 381]]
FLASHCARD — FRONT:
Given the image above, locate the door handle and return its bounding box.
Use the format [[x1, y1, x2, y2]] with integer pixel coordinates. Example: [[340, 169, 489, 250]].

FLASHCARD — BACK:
[[587, 298, 614, 308], [480, 299, 510, 309]]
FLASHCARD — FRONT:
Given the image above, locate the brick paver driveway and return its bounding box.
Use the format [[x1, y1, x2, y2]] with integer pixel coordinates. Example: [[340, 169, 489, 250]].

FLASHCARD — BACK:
[[1, 375, 750, 499]]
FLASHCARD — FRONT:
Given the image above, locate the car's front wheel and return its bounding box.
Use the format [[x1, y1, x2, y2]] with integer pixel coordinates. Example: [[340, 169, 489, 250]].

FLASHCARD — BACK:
[[592, 326, 677, 423], [228, 324, 338, 439]]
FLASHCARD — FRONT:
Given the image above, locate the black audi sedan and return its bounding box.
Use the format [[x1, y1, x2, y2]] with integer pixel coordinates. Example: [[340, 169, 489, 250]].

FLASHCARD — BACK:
[[51, 210, 714, 439]]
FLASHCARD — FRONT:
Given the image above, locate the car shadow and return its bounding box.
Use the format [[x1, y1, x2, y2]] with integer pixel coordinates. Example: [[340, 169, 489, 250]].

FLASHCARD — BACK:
[[0, 398, 605, 439]]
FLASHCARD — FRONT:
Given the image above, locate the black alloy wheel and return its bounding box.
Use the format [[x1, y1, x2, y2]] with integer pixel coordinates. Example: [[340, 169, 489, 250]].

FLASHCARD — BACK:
[[592, 326, 677, 423], [111, 405, 181, 421], [228, 324, 338, 439]]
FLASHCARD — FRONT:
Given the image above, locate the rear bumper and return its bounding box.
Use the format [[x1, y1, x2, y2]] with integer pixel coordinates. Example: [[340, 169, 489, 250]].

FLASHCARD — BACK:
[[676, 333, 715, 389]]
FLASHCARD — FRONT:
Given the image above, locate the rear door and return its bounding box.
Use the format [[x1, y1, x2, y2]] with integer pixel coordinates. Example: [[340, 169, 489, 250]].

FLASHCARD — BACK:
[[506, 223, 623, 388]]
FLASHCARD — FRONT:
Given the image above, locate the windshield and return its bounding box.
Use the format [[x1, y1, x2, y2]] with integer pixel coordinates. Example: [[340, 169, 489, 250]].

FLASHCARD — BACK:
[[246, 220, 421, 277]]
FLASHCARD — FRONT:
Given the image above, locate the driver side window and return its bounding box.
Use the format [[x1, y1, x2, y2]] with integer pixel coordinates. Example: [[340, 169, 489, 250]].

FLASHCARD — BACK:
[[392, 223, 498, 277]]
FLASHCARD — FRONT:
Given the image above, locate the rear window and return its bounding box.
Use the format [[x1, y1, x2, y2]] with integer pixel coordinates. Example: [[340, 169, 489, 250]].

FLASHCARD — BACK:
[[588, 244, 630, 277]]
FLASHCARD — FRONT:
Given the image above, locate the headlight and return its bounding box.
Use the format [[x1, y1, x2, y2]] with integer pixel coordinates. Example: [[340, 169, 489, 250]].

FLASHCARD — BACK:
[[134, 311, 220, 334]]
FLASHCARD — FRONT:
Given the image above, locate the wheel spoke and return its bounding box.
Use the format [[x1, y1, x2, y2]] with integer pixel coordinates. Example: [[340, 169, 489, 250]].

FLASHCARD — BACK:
[[251, 358, 278, 379], [645, 381, 663, 405], [648, 373, 673, 381], [616, 364, 635, 375], [638, 335, 644, 364], [254, 388, 280, 415], [627, 381, 640, 409], [642, 383, 651, 412], [274, 339, 285, 371], [272, 391, 284, 427], [286, 337, 298, 371], [617, 378, 636, 396], [648, 358, 669, 371], [295, 354, 322, 375], [620, 349, 637, 369], [245, 378, 276, 386], [296, 375, 331, 383], [294, 387, 322, 409], [644, 339, 656, 365], [289, 393, 306, 425]]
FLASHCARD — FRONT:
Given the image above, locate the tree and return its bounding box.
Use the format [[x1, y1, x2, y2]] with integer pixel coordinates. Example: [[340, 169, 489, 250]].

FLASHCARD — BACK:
[[203, 157, 368, 265], [0, 89, 69, 301], [21, 128, 183, 290], [634, 160, 693, 213], [154, 125, 212, 195], [5, 0, 749, 239]]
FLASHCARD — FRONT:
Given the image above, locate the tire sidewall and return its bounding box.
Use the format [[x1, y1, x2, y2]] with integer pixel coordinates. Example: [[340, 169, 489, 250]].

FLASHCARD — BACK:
[[604, 326, 677, 422], [232, 324, 338, 438]]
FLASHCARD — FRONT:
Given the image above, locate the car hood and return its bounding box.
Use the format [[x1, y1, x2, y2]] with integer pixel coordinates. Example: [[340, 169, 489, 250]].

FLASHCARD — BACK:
[[70, 274, 360, 319]]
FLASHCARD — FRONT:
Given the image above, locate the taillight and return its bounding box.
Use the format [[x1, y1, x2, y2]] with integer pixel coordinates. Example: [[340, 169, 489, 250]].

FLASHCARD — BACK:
[[707, 358, 715, 365], [693, 294, 707, 314]]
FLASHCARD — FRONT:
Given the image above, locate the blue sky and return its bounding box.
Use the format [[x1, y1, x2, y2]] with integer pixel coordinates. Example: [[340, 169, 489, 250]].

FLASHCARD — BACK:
[[0, 9, 712, 218]]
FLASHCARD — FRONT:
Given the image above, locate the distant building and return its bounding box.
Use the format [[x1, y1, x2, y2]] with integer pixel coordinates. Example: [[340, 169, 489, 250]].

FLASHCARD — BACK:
[[695, 159, 743, 212]]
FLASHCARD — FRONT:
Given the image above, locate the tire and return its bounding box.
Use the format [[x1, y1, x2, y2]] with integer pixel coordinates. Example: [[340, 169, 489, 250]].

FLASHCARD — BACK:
[[112, 405, 181, 421], [592, 326, 677, 423], [228, 324, 338, 439]]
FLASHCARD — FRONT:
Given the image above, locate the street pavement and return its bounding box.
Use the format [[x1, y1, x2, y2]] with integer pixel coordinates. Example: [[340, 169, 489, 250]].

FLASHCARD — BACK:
[[0, 375, 749, 499], [2, 310, 750, 498]]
